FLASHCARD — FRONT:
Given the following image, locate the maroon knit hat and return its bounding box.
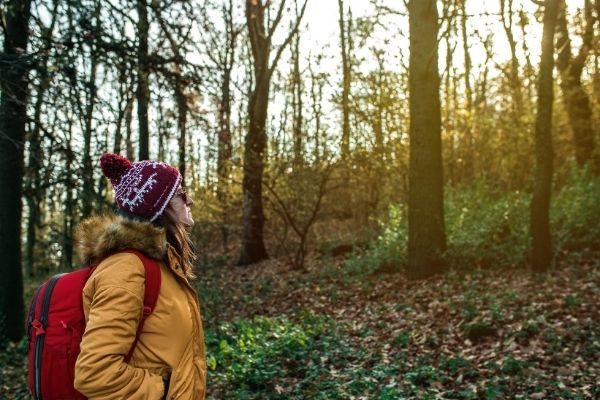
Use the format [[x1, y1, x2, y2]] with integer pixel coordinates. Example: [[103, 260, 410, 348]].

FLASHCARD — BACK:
[[100, 153, 182, 221]]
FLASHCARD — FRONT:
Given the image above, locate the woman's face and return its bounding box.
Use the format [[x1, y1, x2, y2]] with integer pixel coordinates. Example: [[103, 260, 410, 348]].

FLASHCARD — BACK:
[[169, 187, 194, 227]]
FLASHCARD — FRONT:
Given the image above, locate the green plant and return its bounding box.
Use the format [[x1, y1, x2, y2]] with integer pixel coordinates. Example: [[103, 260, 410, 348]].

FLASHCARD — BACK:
[[551, 167, 600, 253], [405, 365, 439, 386], [500, 356, 528, 376], [564, 294, 581, 308], [464, 321, 497, 342], [516, 320, 540, 340]]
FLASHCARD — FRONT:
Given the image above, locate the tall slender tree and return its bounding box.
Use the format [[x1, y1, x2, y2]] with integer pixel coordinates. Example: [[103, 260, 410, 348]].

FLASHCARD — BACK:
[[0, 0, 32, 341], [531, 0, 559, 273], [238, 0, 308, 265], [459, 0, 474, 179], [407, 0, 447, 280], [291, 5, 304, 167], [338, 0, 352, 159], [500, 0, 524, 119], [137, 0, 150, 160], [556, 0, 597, 169], [81, 0, 101, 217], [25, 0, 59, 277], [196, 0, 241, 250]]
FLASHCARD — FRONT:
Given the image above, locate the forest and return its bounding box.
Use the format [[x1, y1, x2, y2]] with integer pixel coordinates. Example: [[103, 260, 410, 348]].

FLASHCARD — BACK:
[[1, 0, 599, 398]]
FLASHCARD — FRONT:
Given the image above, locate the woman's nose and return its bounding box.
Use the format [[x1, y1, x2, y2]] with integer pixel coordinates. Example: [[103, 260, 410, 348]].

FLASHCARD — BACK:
[[186, 196, 194, 206]]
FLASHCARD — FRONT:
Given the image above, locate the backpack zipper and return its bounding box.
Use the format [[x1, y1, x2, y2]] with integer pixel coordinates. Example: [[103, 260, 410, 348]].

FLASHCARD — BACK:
[[34, 274, 63, 400]]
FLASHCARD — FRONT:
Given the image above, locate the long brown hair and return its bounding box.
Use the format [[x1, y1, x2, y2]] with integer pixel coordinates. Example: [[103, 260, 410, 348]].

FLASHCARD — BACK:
[[158, 204, 196, 278]]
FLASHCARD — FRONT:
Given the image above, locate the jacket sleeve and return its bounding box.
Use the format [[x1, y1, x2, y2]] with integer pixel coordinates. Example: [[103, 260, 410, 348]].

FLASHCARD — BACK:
[[74, 253, 164, 400]]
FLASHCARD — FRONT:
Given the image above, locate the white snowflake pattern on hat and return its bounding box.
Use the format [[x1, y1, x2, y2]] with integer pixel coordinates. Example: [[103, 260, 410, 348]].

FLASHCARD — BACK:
[[120, 172, 159, 211]]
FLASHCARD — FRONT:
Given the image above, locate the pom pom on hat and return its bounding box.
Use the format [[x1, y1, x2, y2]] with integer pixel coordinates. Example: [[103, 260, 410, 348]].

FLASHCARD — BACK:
[[100, 153, 132, 182]]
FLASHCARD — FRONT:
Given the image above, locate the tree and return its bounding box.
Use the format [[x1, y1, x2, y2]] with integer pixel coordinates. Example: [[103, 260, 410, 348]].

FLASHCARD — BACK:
[[152, 3, 190, 185], [500, 0, 524, 119], [24, 0, 59, 277], [531, 0, 558, 273], [238, 0, 308, 265], [556, 0, 597, 169], [338, 0, 352, 159], [196, 0, 242, 251], [459, 0, 474, 180], [81, 0, 101, 217], [407, 0, 447, 280], [137, 0, 150, 160], [291, 4, 304, 167], [0, 0, 32, 342]]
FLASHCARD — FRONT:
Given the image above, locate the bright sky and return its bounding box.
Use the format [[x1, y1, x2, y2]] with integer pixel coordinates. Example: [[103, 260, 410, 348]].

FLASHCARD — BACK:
[[299, 0, 586, 74]]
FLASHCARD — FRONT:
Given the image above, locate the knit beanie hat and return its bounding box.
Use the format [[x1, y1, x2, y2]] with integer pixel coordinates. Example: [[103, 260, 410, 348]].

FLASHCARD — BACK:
[[100, 153, 182, 222]]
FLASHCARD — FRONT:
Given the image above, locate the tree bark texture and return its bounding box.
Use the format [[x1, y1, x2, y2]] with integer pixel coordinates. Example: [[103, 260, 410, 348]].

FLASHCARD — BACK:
[[216, 1, 236, 251], [238, 0, 307, 265], [338, 0, 351, 159], [556, 0, 596, 169], [407, 0, 447, 280], [137, 0, 150, 160], [292, 21, 303, 167], [531, 0, 558, 273], [0, 0, 32, 342], [82, 1, 100, 217], [238, 0, 271, 265]]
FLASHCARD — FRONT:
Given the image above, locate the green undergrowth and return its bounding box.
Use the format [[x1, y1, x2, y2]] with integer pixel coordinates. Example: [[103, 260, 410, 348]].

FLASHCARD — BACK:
[[204, 294, 599, 399], [206, 311, 409, 400], [336, 169, 600, 278], [2, 259, 598, 399]]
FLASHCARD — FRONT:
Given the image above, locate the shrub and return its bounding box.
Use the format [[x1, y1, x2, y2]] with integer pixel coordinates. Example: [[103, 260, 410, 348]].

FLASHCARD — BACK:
[[206, 312, 351, 399], [551, 167, 600, 253], [348, 171, 600, 274]]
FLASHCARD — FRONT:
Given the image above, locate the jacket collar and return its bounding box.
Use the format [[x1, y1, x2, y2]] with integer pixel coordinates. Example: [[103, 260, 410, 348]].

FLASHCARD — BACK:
[[74, 213, 167, 265]]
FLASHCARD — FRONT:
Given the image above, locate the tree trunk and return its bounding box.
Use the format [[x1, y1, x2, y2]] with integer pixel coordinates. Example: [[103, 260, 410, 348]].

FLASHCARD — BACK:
[[555, 0, 596, 169], [239, 78, 270, 264], [217, 71, 233, 251], [24, 0, 57, 278], [81, 0, 100, 218], [217, 53, 234, 252], [63, 134, 75, 271], [292, 20, 304, 167], [407, 0, 447, 280], [26, 72, 47, 277], [125, 96, 135, 160], [308, 58, 324, 163], [460, 0, 474, 179], [0, 0, 32, 342], [238, 0, 307, 265], [238, 0, 271, 265], [137, 0, 150, 160], [531, 0, 558, 273], [500, 0, 524, 120], [338, 0, 351, 159], [114, 57, 132, 154]]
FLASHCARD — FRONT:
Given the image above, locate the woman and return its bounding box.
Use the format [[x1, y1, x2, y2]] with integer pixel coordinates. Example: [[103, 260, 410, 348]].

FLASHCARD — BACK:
[[74, 153, 206, 399]]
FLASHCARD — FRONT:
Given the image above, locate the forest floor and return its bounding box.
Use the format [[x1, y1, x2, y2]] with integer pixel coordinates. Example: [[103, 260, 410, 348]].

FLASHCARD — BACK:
[[198, 250, 600, 399], [1, 250, 599, 399]]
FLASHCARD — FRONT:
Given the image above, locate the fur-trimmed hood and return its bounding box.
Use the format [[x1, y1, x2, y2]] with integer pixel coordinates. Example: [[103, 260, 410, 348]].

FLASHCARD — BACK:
[[74, 213, 167, 265]]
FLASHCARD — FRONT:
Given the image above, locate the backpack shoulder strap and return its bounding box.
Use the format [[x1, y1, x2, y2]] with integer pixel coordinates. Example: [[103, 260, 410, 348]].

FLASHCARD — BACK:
[[120, 249, 161, 363]]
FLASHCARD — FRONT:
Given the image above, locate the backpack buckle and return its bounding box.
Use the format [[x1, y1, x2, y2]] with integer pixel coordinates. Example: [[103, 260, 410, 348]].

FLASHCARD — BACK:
[[143, 306, 152, 315], [32, 320, 45, 336]]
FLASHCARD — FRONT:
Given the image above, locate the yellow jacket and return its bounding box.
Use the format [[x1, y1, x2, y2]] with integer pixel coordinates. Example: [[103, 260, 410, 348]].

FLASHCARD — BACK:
[[73, 214, 206, 399]]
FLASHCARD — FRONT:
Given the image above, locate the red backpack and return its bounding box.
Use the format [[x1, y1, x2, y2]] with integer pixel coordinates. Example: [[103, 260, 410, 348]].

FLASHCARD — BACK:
[[26, 249, 161, 400]]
